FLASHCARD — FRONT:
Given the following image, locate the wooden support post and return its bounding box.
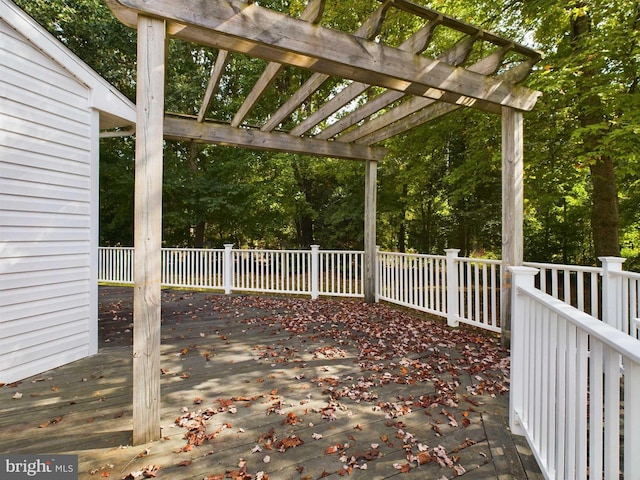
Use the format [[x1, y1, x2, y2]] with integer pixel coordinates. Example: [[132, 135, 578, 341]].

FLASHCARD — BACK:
[[133, 15, 166, 445], [364, 159, 377, 303], [501, 106, 524, 348]]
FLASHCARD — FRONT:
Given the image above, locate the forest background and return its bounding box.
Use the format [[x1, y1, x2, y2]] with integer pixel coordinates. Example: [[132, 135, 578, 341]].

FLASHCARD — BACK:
[[15, 0, 640, 268]]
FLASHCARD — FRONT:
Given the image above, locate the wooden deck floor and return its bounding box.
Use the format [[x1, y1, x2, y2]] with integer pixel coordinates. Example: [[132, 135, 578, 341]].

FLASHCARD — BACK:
[[0, 286, 542, 479]]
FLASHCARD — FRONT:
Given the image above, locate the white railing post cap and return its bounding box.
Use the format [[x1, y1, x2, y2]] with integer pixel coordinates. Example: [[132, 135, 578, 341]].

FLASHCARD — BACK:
[[509, 266, 539, 275], [509, 266, 538, 292], [598, 256, 626, 268]]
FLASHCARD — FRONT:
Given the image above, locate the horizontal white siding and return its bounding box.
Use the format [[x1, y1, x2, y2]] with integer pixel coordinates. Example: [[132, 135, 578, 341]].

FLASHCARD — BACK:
[[0, 175, 90, 202], [0, 195, 91, 216], [0, 225, 90, 242], [0, 145, 91, 177], [0, 17, 95, 383], [0, 267, 90, 290]]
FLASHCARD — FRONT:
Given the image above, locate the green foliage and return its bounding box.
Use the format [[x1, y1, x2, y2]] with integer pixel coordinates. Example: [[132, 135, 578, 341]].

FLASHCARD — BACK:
[[99, 137, 135, 246], [17, 0, 640, 266], [14, 0, 137, 100]]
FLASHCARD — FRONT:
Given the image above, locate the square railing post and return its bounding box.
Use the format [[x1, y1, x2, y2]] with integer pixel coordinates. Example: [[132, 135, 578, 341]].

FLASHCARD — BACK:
[[310, 245, 320, 300], [223, 244, 234, 294], [445, 249, 460, 327], [375, 246, 380, 302], [509, 266, 538, 436], [599, 256, 625, 331]]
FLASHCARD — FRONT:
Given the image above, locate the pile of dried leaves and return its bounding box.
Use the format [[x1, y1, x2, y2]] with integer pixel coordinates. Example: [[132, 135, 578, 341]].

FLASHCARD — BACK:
[[157, 293, 511, 479]]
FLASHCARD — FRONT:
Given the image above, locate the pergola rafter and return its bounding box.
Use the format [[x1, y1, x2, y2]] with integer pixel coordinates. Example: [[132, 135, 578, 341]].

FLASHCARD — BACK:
[[109, 0, 541, 146], [105, 0, 542, 445]]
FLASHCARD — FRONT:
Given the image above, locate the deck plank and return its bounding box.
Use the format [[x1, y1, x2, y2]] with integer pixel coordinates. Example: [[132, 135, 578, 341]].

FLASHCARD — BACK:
[[0, 286, 542, 479]]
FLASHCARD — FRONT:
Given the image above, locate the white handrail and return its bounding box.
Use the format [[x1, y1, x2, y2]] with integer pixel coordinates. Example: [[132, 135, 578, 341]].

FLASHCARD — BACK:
[[517, 282, 640, 362], [98, 246, 640, 478], [510, 266, 640, 480], [97, 246, 639, 339]]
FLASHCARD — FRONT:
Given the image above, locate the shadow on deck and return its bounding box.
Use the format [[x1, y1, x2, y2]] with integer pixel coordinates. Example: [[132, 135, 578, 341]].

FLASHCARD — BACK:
[[0, 286, 543, 479]]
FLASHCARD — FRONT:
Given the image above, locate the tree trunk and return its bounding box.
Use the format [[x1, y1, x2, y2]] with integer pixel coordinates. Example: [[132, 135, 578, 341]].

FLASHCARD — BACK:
[[188, 141, 207, 248], [571, 6, 620, 260], [193, 221, 206, 248], [589, 156, 619, 258], [397, 183, 408, 253]]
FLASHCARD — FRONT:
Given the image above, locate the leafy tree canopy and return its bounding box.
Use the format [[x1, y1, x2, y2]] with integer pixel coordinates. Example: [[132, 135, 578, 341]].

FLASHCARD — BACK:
[[15, 0, 639, 268]]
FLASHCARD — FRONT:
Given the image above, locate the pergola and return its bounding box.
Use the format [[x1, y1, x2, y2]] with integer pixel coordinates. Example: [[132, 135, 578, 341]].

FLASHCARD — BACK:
[[105, 0, 542, 444]]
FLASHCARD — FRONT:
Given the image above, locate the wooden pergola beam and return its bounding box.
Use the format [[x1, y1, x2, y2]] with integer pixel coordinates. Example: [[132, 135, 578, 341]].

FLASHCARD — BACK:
[[164, 115, 387, 161], [260, 0, 393, 133], [387, 0, 541, 60], [109, 0, 541, 113], [230, 0, 326, 127], [319, 35, 483, 143], [314, 34, 479, 141], [351, 55, 537, 145], [198, 49, 230, 123], [339, 45, 510, 144], [104, 0, 543, 445], [289, 20, 442, 137]]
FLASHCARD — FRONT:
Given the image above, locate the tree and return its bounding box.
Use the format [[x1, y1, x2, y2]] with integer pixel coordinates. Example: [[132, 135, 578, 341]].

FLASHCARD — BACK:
[[519, 0, 640, 261], [14, 0, 136, 100], [99, 137, 135, 246], [18, 0, 639, 266]]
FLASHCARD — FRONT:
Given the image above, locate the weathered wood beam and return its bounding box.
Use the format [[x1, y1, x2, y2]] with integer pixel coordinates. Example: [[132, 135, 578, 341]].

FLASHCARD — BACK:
[[108, 0, 541, 112], [356, 100, 456, 145], [315, 34, 481, 141], [299, 0, 326, 24], [230, 0, 326, 127], [339, 45, 510, 144], [353, 55, 537, 145], [198, 49, 230, 122], [387, 0, 541, 60], [164, 116, 387, 161], [133, 14, 165, 445], [260, 0, 393, 133], [261, 74, 327, 132], [231, 61, 284, 127], [289, 19, 442, 137]]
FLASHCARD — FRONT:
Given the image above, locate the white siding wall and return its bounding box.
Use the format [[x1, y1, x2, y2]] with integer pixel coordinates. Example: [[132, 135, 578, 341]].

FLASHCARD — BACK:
[[0, 18, 97, 383]]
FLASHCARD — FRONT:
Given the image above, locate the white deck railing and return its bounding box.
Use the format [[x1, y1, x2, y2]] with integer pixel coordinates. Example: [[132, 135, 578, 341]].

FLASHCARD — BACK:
[[510, 267, 640, 480], [603, 261, 640, 338], [524, 258, 640, 340], [99, 246, 134, 284], [98, 246, 639, 339], [99, 245, 640, 478], [377, 250, 447, 317], [162, 247, 225, 289], [98, 245, 364, 299], [376, 249, 502, 332], [523, 261, 602, 317], [230, 247, 311, 295]]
